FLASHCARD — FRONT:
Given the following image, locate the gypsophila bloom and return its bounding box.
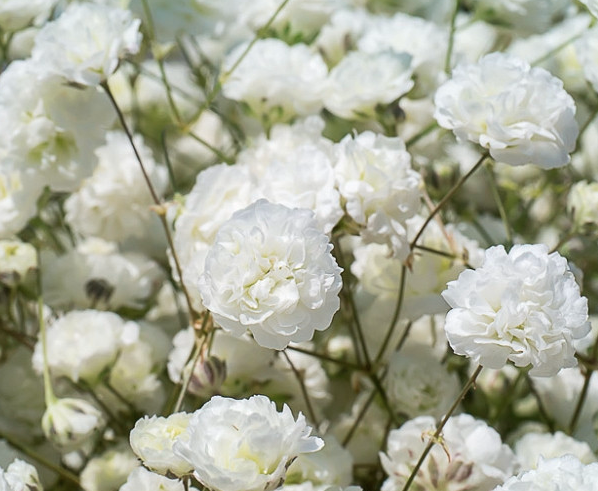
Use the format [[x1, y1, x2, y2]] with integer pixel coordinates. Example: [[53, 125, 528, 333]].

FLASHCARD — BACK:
[[333, 132, 421, 261], [31, 2, 142, 86], [381, 414, 517, 491], [575, 27, 598, 94], [567, 180, 598, 231], [493, 455, 598, 491], [42, 398, 105, 452], [80, 443, 140, 491], [198, 200, 342, 350], [514, 431, 596, 470], [119, 467, 198, 491], [129, 413, 194, 478], [0, 459, 42, 491], [172, 395, 323, 491], [221, 39, 328, 124], [434, 52, 578, 168], [324, 50, 414, 120], [0, 240, 36, 284], [579, 0, 598, 18], [0, 0, 56, 32], [442, 244, 590, 376]]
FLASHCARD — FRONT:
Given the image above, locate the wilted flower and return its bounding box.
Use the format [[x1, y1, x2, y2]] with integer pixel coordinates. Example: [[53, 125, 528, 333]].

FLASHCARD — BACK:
[[41, 397, 105, 452], [198, 200, 342, 350], [442, 244, 590, 376], [434, 52, 578, 168], [173, 395, 323, 491], [129, 413, 194, 478]]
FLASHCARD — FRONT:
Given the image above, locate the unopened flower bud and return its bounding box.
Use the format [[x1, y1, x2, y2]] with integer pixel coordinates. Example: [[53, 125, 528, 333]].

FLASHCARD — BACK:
[[42, 398, 105, 451], [187, 356, 227, 397]]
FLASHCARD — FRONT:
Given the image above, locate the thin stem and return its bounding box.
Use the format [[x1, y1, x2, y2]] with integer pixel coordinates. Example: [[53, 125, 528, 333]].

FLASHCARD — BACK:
[[405, 121, 439, 149], [569, 336, 598, 433], [282, 350, 319, 428], [531, 32, 584, 67], [0, 430, 81, 487], [444, 0, 460, 75], [286, 345, 361, 371], [36, 251, 55, 406], [400, 365, 483, 491], [369, 373, 400, 426], [374, 265, 407, 365], [342, 389, 377, 446], [410, 151, 489, 249], [484, 164, 513, 247], [101, 81, 198, 323], [187, 130, 234, 164], [413, 244, 473, 270]]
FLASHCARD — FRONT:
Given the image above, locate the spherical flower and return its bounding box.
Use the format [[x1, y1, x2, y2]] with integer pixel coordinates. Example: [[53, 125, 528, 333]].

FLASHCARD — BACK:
[[442, 244, 590, 376], [31, 2, 142, 86], [198, 200, 342, 350], [333, 131, 421, 261], [324, 50, 414, 120], [381, 414, 517, 491], [434, 52, 578, 168], [172, 395, 324, 491], [1, 459, 42, 491], [129, 413, 194, 478], [493, 455, 598, 491], [221, 38, 328, 124], [41, 397, 105, 452]]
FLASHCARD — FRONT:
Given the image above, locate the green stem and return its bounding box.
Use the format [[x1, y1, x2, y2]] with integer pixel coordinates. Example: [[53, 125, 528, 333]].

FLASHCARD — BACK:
[[36, 252, 55, 406], [282, 350, 319, 427], [401, 365, 483, 491], [409, 151, 489, 249], [405, 121, 439, 149], [286, 345, 361, 370], [444, 0, 460, 75], [569, 335, 598, 434], [342, 389, 377, 447], [484, 163, 513, 247]]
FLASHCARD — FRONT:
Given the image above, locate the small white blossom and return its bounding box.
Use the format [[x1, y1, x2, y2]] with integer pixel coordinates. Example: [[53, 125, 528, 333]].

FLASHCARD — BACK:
[[31, 3, 142, 86], [324, 50, 413, 120], [581, 0, 598, 17], [222, 39, 328, 124], [381, 414, 517, 491], [333, 132, 421, 261], [514, 431, 596, 471], [442, 244, 590, 376], [434, 52, 578, 168], [119, 467, 197, 491], [575, 27, 598, 94], [0, 0, 56, 32], [173, 395, 323, 491], [567, 180, 598, 230], [0, 240, 36, 283], [129, 413, 193, 478], [80, 443, 140, 491], [198, 200, 342, 350], [1, 459, 42, 491], [493, 455, 598, 491]]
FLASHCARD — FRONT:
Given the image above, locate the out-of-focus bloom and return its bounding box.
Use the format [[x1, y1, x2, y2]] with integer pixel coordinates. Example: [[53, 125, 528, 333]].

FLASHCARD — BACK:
[[514, 431, 596, 470], [581, 0, 598, 17], [333, 132, 421, 261], [0, 240, 36, 283], [221, 38, 328, 124], [41, 398, 105, 452], [0, 0, 56, 32], [198, 200, 342, 350], [31, 2, 142, 86], [32, 310, 138, 384], [119, 467, 197, 491], [575, 27, 598, 94], [173, 395, 323, 491], [65, 131, 168, 242], [380, 414, 517, 491], [0, 459, 43, 491], [324, 50, 413, 120], [129, 413, 193, 478], [434, 52, 578, 168], [567, 180, 598, 231], [442, 244, 590, 376], [493, 455, 598, 491], [0, 169, 43, 239], [80, 443, 140, 491]]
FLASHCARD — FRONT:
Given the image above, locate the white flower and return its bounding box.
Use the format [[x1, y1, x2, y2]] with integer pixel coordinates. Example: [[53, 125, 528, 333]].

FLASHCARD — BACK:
[[385, 345, 460, 420], [31, 3, 142, 86], [434, 52, 578, 168], [41, 398, 105, 452], [581, 0, 598, 17], [0, 0, 56, 32], [575, 27, 598, 94], [493, 455, 598, 491], [221, 39, 328, 123], [198, 200, 342, 350], [333, 132, 421, 261], [129, 413, 194, 478], [119, 467, 196, 491], [65, 131, 168, 242], [32, 310, 137, 384], [81, 443, 140, 491], [0, 169, 43, 239], [0, 60, 114, 192], [514, 431, 596, 471], [442, 244, 590, 376], [0, 240, 36, 282], [567, 180, 598, 230], [1, 459, 42, 491], [381, 414, 517, 491], [324, 50, 413, 120], [172, 395, 323, 491]]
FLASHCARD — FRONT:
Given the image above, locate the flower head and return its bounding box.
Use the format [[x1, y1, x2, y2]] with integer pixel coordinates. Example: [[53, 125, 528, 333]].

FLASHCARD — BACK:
[[173, 395, 323, 491], [198, 200, 342, 350], [442, 244, 590, 376]]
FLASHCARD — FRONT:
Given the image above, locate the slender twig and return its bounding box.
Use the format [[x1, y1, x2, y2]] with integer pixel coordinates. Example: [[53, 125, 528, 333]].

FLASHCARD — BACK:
[[342, 389, 377, 446], [286, 345, 361, 370], [410, 151, 489, 249], [405, 121, 439, 149], [484, 164, 513, 246], [401, 365, 483, 491], [569, 335, 598, 433], [444, 0, 460, 75], [413, 244, 473, 270], [282, 350, 319, 427]]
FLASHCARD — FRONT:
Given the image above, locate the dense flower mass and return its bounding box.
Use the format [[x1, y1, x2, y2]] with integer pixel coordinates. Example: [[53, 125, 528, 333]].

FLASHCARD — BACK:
[[198, 200, 343, 350], [442, 244, 590, 376], [434, 52, 578, 168], [172, 395, 323, 491]]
